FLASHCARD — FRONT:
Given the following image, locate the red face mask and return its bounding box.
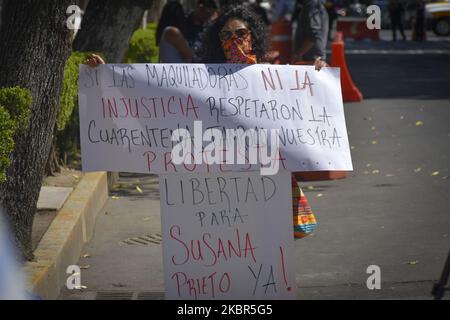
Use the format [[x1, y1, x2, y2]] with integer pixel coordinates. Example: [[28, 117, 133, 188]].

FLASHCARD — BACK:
[[221, 35, 257, 64]]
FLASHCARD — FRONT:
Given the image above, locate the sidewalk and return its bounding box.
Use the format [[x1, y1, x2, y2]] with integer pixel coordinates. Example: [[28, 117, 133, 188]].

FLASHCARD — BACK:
[[59, 173, 165, 300]]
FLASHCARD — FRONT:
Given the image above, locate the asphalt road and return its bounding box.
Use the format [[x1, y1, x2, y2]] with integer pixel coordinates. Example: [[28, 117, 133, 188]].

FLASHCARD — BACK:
[[294, 52, 450, 299], [60, 49, 450, 300]]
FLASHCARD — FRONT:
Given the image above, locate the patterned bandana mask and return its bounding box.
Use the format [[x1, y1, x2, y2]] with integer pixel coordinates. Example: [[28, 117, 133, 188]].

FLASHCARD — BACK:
[[222, 37, 257, 64]]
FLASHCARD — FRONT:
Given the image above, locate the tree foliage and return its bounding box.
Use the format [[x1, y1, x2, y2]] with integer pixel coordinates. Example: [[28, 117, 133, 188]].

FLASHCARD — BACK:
[[0, 87, 32, 131], [0, 87, 32, 183], [125, 23, 159, 63]]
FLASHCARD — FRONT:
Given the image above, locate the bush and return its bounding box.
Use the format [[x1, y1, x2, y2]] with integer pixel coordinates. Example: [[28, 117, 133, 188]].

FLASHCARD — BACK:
[[0, 87, 32, 183], [0, 87, 32, 132], [125, 23, 159, 63], [57, 52, 92, 132], [55, 52, 103, 162]]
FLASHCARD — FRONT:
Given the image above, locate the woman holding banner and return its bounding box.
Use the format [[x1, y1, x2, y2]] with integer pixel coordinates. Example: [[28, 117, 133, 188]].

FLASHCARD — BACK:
[[199, 4, 318, 239], [83, 4, 319, 240]]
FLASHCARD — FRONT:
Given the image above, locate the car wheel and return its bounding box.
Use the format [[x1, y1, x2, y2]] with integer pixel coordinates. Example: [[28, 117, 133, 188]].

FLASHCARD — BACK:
[[433, 18, 450, 36]]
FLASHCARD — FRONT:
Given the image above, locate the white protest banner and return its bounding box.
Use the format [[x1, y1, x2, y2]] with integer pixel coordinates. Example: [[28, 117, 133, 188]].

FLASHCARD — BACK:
[[79, 63, 353, 174], [158, 170, 296, 299]]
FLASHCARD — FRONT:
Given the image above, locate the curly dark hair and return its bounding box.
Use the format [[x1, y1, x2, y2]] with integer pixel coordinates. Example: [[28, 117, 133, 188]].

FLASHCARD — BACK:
[[199, 4, 268, 63]]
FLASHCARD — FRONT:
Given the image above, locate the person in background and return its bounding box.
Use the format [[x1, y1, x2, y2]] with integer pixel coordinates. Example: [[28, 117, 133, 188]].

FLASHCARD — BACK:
[[293, 0, 329, 70], [200, 4, 318, 239], [412, 0, 425, 41], [185, 0, 219, 56], [388, 0, 406, 41], [271, 0, 294, 22], [155, 1, 193, 63]]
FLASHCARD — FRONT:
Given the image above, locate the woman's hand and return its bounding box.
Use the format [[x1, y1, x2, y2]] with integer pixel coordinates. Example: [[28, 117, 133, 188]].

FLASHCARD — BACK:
[[314, 57, 328, 71], [83, 54, 105, 68]]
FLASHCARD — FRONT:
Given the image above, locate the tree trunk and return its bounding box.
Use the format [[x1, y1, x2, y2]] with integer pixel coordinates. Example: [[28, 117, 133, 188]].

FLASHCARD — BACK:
[[73, 0, 153, 63], [0, 0, 74, 261], [147, 0, 163, 23], [0, 0, 3, 30], [45, 134, 62, 176]]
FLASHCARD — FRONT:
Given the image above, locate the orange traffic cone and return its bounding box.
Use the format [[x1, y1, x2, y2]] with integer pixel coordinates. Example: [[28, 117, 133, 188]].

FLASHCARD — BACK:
[[331, 32, 363, 102]]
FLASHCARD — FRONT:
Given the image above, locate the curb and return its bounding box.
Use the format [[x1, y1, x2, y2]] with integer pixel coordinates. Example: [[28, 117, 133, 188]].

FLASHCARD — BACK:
[[23, 172, 108, 300]]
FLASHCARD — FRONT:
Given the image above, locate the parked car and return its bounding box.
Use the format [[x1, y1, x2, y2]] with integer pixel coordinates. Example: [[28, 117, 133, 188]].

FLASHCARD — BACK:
[[426, 1, 450, 36]]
